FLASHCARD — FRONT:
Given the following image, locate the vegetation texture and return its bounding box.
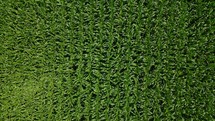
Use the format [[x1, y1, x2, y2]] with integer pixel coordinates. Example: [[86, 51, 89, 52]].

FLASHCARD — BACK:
[[0, 0, 214, 120]]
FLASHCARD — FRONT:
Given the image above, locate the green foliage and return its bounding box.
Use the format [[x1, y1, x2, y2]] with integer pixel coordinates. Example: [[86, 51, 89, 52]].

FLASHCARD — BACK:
[[0, 0, 214, 120]]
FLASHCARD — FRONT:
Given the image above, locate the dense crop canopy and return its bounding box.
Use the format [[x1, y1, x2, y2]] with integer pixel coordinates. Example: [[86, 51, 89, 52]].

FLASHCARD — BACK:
[[0, 0, 214, 120]]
